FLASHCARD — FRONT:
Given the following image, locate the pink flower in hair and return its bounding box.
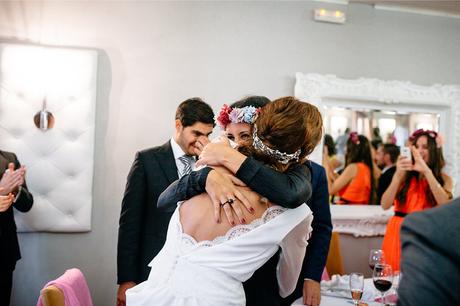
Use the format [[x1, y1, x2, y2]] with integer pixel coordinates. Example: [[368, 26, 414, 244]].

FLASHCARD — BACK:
[[435, 133, 444, 148]]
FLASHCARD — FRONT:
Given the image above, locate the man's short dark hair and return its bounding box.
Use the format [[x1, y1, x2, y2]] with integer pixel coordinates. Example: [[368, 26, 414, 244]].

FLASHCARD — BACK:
[[175, 97, 215, 128], [383, 143, 400, 164], [230, 95, 271, 109]]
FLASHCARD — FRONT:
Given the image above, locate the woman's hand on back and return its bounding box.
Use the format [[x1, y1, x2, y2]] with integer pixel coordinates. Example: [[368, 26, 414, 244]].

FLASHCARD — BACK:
[[206, 170, 254, 225]]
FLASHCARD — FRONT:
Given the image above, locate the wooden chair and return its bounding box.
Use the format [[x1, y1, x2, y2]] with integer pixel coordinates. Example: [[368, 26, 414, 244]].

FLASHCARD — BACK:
[[40, 285, 65, 306]]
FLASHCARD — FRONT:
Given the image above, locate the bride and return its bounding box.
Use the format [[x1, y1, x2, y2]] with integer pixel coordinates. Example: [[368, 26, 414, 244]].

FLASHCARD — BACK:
[[126, 97, 321, 306]]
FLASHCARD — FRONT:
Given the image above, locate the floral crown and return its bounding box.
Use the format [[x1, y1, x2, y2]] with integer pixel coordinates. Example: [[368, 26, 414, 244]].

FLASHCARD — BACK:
[[252, 125, 301, 165], [409, 129, 444, 148], [349, 132, 360, 145], [216, 104, 261, 129]]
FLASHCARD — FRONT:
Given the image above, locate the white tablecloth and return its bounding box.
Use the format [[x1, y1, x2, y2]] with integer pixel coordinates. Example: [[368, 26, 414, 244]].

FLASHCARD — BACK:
[[291, 295, 380, 306], [330, 205, 393, 237], [291, 278, 385, 306]]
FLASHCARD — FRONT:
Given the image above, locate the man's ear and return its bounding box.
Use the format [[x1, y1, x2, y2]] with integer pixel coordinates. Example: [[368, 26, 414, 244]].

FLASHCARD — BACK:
[[175, 119, 182, 132]]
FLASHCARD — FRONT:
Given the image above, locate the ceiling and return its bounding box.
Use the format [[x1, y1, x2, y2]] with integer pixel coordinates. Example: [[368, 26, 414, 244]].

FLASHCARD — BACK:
[[350, 0, 460, 16]]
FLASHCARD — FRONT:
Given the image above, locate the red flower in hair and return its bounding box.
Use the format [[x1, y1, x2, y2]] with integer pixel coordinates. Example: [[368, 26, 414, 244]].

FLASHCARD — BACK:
[[216, 104, 232, 128]]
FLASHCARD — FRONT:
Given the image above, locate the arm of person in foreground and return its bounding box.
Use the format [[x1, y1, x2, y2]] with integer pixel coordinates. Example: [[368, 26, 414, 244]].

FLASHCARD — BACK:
[[398, 202, 460, 306]]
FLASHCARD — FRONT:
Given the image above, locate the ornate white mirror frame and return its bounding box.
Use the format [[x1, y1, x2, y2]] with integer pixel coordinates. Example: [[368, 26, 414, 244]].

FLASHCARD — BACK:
[[295, 73, 460, 196]]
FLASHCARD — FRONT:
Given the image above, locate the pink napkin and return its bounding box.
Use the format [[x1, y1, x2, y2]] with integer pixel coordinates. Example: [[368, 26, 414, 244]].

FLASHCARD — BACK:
[[37, 268, 93, 306], [375, 293, 398, 304]]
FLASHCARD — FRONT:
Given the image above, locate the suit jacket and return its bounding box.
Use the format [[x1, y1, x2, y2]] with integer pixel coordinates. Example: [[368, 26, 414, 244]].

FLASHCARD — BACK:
[[0, 150, 34, 271], [158, 158, 332, 306], [117, 141, 179, 284], [377, 165, 396, 204], [397, 199, 460, 306]]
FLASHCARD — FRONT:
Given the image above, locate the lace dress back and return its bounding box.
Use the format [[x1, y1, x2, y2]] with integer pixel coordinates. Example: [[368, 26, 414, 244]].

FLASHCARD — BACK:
[[126, 203, 312, 306], [179, 205, 287, 252]]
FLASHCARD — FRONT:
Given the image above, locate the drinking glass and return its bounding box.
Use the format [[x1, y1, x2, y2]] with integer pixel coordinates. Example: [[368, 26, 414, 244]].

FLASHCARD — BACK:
[[349, 272, 364, 305], [369, 249, 385, 271], [373, 263, 393, 306]]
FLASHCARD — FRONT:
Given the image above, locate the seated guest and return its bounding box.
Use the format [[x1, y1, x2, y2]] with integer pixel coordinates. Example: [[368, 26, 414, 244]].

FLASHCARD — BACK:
[[381, 129, 453, 271], [398, 198, 460, 306], [324, 133, 378, 204], [376, 143, 400, 203]]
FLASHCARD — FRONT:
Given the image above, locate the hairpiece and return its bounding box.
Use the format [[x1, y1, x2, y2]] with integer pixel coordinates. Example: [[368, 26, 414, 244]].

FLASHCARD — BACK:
[[252, 125, 301, 164], [216, 104, 261, 129], [409, 129, 443, 148], [349, 132, 360, 145]]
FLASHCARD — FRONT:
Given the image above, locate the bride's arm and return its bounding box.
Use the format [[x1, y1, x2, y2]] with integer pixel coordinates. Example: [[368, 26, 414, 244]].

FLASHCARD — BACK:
[[277, 216, 312, 298]]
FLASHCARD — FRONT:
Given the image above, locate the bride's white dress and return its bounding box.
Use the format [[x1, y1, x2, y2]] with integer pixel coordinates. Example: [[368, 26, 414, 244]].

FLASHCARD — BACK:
[[126, 203, 312, 306]]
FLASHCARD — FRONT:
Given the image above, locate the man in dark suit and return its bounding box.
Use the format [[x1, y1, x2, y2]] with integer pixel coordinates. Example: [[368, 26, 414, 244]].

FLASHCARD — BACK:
[[376, 143, 400, 203], [0, 150, 34, 306], [397, 199, 460, 306], [116, 98, 214, 306]]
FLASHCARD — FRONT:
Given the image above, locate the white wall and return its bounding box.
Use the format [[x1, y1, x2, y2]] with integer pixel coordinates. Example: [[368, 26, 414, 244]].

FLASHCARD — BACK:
[[0, 1, 459, 305]]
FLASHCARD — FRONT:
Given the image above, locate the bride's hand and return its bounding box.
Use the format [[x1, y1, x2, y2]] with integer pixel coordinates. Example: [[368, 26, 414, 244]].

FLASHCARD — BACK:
[[206, 170, 253, 224]]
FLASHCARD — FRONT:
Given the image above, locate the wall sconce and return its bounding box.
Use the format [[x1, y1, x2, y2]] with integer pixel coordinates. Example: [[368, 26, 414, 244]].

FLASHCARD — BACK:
[[314, 8, 346, 24], [33, 99, 55, 131]]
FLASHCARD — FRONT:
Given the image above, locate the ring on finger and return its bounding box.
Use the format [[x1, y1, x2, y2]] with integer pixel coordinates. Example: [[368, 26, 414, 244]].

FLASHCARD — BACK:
[[220, 198, 235, 207]]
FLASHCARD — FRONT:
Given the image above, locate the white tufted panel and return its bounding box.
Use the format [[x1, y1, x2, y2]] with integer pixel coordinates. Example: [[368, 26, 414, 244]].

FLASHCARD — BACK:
[[0, 43, 97, 232]]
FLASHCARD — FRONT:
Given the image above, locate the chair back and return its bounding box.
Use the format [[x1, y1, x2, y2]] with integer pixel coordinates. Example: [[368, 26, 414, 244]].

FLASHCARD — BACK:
[[40, 285, 65, 306], [37, 268, 93, 306]]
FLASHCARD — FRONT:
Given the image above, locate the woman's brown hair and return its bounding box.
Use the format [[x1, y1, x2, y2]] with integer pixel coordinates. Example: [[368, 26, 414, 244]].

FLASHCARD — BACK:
[[239, 96, 322, 172]]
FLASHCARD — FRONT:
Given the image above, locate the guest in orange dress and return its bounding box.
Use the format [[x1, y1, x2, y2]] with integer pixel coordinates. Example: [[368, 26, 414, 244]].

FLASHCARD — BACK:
[[381, 129, 453, 271], [324, 133, 379, 204]]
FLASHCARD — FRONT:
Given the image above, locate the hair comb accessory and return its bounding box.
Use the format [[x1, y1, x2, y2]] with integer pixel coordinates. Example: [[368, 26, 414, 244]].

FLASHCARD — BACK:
[[215, 104, 261, 129], [252, 125, 301, 164], [349, 131, 360, 145]]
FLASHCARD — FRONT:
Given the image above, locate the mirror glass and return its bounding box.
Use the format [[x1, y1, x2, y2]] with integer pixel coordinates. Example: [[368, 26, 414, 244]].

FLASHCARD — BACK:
[[324, 106, 440, 148]]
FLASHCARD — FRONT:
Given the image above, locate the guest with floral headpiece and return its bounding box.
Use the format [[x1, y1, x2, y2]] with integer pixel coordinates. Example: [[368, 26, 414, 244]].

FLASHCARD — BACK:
[[381, 129, 453, 271], [323, 132, 379, 204]]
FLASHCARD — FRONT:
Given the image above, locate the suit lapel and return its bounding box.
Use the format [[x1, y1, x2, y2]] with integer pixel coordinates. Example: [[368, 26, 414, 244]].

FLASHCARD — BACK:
[[157, 141, 179, 184]]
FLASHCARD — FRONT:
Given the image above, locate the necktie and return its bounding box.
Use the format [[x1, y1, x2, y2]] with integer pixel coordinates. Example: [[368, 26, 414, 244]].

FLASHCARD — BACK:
[[178, 155, 193, 177]]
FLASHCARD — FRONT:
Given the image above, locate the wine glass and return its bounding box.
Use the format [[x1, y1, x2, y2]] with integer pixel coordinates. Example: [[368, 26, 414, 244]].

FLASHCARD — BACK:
[[349, 272, 364, 305], [373, 263, 393, 306], [369, 249, 385, 271], [385, 270, 401, 306]]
